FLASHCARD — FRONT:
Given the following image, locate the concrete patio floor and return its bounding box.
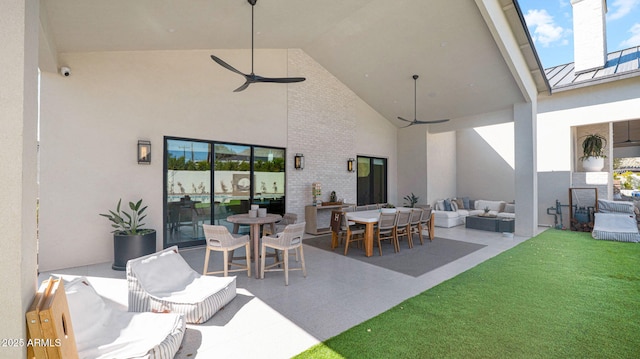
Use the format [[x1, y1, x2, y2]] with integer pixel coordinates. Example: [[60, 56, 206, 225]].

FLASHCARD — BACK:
[[39, 225, 542, 358]]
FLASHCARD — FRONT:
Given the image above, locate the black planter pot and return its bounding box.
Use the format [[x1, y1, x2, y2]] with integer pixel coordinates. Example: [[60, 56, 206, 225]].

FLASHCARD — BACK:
[[112, 230, 157, 271]]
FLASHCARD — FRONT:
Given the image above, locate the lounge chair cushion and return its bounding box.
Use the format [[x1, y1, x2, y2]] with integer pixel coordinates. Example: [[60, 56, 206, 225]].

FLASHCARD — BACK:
[[592, 213, 640, 243], [65, 277, 185, 359], [127, 246, 237, 324]]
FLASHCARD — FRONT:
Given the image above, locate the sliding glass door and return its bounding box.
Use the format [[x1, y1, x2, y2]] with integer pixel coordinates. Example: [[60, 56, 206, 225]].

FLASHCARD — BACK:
[[165, 139, 212, 247], [164, 137, 286, 248], [357, 156, 387, 205]]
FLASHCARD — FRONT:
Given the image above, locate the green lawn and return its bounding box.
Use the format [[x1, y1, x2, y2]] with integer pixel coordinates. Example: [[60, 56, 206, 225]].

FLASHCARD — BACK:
[[295, 230, 640, 359]]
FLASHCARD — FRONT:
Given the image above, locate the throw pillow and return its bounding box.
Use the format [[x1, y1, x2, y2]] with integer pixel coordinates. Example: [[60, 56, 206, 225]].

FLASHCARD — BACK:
[[451, 200, 459, 211], [443, 199, 452, 211], [504, 203, 515, 213], [436, 200, 445, 211], [462, 197, 470, 209], [455, 198, 465, 209], [499, 202, 506, 213], [469, 199, 476, 210]]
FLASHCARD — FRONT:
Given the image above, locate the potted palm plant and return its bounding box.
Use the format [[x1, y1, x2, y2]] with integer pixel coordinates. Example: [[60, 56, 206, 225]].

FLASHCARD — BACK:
[[580, 133, 607, 171], [100, 198, 156, 270]]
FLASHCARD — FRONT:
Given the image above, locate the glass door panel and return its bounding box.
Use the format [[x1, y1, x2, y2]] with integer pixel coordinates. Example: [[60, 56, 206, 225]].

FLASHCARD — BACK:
[[165, 139, 211, 247], [213, 143, 251, 233], [253, 147, 286, 214], [357, 156, 387, 205]]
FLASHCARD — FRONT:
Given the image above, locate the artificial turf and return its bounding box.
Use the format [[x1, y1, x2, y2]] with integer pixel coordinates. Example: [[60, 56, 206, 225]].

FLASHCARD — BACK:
[[295, 230, 640, 359]]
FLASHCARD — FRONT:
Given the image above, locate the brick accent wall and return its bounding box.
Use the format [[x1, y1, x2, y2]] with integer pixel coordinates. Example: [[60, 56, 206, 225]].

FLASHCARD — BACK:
[[286, 49, 359, 223]]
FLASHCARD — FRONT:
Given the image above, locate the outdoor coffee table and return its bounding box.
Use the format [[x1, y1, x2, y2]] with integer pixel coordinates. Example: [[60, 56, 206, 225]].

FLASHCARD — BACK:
[[227, 213, 281, 278], [465, 215, 515, 233]]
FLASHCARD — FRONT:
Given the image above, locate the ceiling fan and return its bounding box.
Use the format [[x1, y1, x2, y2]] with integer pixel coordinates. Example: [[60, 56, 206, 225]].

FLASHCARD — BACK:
[[397, 75, 449, 127], [614, 121, 640, 146], [210, 0, 305, 92]]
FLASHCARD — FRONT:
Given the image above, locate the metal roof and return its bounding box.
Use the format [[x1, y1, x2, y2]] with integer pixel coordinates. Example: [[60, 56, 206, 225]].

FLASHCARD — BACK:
[[545, 46, 640, 92]]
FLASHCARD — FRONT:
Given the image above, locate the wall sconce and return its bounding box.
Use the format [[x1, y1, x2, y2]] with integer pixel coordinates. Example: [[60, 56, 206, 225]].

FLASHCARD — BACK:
[[138, 140, 151, 164], [294, 153, 304, 170], [347, 158, 355, 172]]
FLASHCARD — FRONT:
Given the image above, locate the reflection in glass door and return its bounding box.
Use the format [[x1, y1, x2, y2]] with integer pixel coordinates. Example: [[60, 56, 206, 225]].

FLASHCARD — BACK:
[[165, 139, 212, 247], [213, 144, 251, 234], [164, 137, 288, 249], [253, 147, 285, 215]]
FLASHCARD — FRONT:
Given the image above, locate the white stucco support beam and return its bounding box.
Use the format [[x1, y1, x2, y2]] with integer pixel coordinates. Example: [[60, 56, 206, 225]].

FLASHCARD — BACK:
[[474, 0, 538, 103], [0, 0, 40, 357], [514, 101, 538, 236]]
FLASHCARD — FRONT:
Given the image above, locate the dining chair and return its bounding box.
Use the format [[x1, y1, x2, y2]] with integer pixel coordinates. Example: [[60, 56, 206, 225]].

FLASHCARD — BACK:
[[260, 222, 307, 285], [355, 205, 368, 211], [202, 224, 251, 277], [263, 212, 297, 236], [409, 208, 424, 245], [376, 211, 398, 255], [340, 210, 365, 255], [377, 203, 388, 209], [395, 210, 413, 249], [420, 209, 435, 241], [366, 204, 378, 210]]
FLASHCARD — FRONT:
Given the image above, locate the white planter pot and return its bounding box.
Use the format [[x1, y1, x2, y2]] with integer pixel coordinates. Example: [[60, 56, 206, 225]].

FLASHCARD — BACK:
[[582, 156, 604, 172]]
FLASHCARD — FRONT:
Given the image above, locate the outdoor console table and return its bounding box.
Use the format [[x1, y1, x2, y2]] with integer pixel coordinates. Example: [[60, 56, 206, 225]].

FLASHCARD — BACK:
[[305, 204, 352, 235], [227, 213, 281, 278], [465, 215, 515, 233]]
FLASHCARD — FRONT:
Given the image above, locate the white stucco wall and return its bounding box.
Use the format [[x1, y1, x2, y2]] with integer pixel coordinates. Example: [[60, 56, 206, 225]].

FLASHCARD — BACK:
[[397, 127, 428, 206], [39, 49, 397, 270], [426, 131, 457, 204], [0, 0, 39, 354], [457, 123, 516, 202]]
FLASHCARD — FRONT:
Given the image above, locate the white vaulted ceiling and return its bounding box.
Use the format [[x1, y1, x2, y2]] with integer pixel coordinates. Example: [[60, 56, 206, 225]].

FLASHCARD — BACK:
[[40, 0, 545, 128]]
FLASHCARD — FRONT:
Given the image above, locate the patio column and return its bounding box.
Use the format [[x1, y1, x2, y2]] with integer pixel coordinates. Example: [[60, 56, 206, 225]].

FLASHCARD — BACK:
[[0, 0, 39, 356], [514, 101, 538, 237]]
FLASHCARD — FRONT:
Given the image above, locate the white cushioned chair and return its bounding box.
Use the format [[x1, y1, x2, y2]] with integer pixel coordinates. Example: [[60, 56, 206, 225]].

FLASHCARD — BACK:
[[127, 246, 237, 324], [65, 276, 185, 359]]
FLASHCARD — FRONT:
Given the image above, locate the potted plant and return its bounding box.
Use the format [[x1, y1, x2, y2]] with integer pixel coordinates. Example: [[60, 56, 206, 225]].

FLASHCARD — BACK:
[[580, 133, 606, 171], [403, 193, 420, 208], [381, 203, 396, 213], [100, 198, 156, 270]]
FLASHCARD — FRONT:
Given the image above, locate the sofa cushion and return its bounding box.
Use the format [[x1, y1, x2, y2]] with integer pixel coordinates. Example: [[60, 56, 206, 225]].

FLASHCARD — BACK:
[[443, 199, 453, 211], [504, 203, 515, 213], [475, 200, 504, 212], [455, 198, 465, 209], [497, 212, 515, 219]]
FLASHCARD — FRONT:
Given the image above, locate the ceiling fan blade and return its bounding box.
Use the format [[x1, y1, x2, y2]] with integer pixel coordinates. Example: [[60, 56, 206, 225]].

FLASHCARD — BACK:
[[397, 116, 413, 123], [211, 55, 247, 77], [413, 119, 450, 124], [254, 76, 306, 83], [401, 122, 415, 128], [233, 81, 252, 92]]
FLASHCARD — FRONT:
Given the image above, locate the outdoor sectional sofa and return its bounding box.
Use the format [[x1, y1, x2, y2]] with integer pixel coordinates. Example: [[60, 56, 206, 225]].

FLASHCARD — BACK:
[[433, 198, 515, 228]]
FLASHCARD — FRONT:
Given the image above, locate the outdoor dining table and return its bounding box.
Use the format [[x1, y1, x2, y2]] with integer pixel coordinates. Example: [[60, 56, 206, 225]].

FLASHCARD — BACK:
[[336, 208, 413, 257], [226, 213, 282, 278]]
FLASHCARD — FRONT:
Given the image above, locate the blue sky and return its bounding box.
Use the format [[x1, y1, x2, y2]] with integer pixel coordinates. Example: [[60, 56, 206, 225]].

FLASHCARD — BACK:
[[518, 0, 640, 68]]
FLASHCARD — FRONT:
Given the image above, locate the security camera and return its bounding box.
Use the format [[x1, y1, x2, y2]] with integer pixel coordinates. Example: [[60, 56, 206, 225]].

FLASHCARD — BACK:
[[60, 67, 71, 77]]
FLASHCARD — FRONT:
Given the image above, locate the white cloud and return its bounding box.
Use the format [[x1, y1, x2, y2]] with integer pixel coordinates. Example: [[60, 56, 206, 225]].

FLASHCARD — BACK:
[[608, 0, 640, 21], [620, 23, 640, 47], [524, 9, 568, 47]]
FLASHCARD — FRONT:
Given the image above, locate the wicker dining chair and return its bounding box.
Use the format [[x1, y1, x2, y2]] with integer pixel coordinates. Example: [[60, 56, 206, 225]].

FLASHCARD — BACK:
[[376, 211, 398, 255], [409, 208, 424, 245], [395, 210, 413, 249], [202, 224, 251, 277], [340, 211, 365, 255], [260, 222, 307, 285], [420, 209, 435, 241]]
